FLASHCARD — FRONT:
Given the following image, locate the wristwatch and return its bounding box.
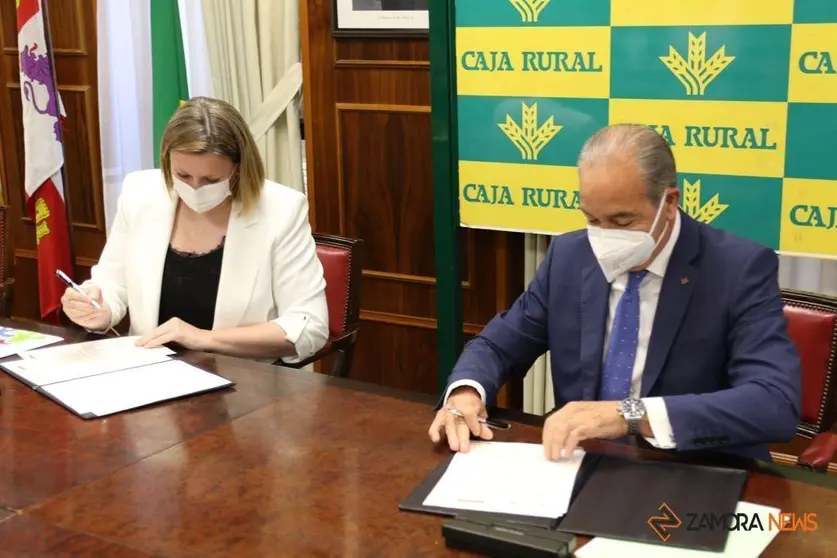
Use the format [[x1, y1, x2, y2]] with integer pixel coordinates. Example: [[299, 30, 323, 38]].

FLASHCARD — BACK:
[[619, 398, 646, 436]]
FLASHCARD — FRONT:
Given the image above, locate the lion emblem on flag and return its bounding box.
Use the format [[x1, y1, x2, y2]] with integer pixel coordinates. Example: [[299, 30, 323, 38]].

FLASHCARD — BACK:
[[20, 43, 61, 140]]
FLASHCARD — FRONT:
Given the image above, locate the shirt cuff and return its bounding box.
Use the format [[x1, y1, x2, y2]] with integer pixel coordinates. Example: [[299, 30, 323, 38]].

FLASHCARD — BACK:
[[642, 397, 677, 449], [273, 315, 310, 362], [445, 380, 487, 406]]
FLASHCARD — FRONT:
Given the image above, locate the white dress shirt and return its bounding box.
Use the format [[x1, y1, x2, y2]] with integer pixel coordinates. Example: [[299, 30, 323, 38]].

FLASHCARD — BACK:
[[447, 213, 682, 449]]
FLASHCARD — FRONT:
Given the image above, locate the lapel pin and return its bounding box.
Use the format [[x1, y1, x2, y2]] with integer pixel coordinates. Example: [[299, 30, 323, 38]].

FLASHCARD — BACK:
[[681, 276, 689, 285]]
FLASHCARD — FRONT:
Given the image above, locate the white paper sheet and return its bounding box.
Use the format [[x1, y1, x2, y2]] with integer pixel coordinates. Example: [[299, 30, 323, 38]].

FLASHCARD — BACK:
[[18, 336, 173, 362], [422, 441, 585, 518], [5, 337, 174, 387], [0, 326, 62, 359], [40, 359, 232, 417], [575, 502, 781, 558]]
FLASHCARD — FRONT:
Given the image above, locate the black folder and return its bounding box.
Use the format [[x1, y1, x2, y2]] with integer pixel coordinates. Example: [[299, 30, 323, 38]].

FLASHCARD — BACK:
[[557, 453, 748, 552], [399, 453, 593, 530]]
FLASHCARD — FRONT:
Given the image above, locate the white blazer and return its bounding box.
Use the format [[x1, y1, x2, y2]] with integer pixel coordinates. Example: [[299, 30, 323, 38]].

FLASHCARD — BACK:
[[86, 169, 329, 362]]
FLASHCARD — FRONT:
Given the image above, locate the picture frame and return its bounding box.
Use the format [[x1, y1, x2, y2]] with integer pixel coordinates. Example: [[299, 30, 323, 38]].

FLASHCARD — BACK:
[[332, 0, 429, 35]]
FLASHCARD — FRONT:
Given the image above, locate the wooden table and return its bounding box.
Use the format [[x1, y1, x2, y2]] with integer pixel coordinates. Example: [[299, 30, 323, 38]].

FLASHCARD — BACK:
[[1, 321, 835, 557]]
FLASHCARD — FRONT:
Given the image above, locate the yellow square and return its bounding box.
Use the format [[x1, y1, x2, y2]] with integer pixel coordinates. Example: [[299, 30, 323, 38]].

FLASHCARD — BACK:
[[788, 23, 837, 103], [459, 161, 584, 234], [609, 99, 788, 178], [610, 0, 793, 26], [456, 26, 610, 99], [780, 178, 837, 256]]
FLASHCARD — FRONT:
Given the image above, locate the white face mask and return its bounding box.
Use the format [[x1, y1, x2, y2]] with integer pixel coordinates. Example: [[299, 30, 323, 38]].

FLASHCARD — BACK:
[[172, 176, 232, 213], [587, 196, 670, 283]]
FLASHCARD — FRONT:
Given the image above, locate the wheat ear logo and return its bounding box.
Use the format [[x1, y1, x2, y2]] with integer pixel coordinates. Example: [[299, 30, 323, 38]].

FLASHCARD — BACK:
[[498, 103, 561, 161], [660, 32, 735, 95], [681, 179, 729, 224], [508, 0, 551, 23]]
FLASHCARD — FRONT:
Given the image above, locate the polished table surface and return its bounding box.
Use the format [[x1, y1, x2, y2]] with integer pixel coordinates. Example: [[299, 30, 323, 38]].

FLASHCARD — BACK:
[[1, 320, 836, 557]]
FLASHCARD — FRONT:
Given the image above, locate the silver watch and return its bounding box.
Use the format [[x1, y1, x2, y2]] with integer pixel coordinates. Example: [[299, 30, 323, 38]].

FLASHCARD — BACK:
[[619, 398, 646, 436]]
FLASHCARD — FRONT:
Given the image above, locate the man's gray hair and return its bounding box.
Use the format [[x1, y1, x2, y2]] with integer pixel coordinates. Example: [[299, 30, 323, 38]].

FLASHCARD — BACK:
[[578, 124, 677, 204]]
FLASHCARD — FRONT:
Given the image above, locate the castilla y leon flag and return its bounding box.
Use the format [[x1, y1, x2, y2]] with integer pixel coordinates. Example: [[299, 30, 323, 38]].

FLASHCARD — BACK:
[[17, 0, 72, 322]]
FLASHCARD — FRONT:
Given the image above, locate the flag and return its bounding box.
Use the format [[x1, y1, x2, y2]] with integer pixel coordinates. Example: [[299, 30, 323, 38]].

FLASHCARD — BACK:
[[178, 0, 215, 99], [151, 0, 189, 165], [97, 0, 208, 233], [17, 0, 73, 322], [96, 0, 154, 233]]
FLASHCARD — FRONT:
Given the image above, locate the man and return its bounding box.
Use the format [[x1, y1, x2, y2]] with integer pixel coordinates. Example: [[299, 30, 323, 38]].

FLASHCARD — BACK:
[[429, 124, 801, 462]]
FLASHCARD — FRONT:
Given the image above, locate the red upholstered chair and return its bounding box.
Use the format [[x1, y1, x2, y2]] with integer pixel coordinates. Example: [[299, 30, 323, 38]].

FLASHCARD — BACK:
[[281, 233, 363, 377], [777, 289, 837, 472]]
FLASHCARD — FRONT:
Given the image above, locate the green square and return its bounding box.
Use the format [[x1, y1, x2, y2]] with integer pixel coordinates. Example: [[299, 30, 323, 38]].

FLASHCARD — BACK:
[[678, 173, 782, 250], [457, 96, 609, 167], [794, 0, 837, 23], [785, 103, 837, 180], [455, 0, 611, 27], [610, 25, 792, 102]]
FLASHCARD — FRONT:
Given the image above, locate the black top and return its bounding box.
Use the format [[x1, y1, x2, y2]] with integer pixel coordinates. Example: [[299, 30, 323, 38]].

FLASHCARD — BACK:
[[157, 238, 225, 331]]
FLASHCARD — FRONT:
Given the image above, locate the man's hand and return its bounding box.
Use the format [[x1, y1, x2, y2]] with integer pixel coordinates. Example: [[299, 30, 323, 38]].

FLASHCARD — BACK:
[[428, 386, 493, 452], [136, 318, 210, 351], [543, 401, 627, 460]]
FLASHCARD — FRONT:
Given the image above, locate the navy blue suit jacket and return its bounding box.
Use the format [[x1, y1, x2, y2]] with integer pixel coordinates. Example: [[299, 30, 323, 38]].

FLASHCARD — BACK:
[[447, 212, 802, 461]]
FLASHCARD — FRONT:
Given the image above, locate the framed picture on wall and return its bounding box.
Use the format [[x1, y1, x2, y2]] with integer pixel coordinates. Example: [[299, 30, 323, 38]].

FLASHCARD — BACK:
[[333, 0, 429, 34]]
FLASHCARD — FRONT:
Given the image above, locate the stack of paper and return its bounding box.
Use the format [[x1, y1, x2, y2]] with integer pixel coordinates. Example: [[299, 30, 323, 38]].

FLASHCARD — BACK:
[[8, 336, 175, 386], [575, 502, 781, 558], [40, 359, 232, 418], [0, 336, 233, 418], [0, 326, 62, 358], [423, 441, 585, 518]]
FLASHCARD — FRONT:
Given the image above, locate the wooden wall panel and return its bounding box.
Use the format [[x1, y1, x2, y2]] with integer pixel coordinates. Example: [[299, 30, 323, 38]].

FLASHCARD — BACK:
[[0, 0, 104, 321], [302, 0, 524, 399], [336, 105, 436, 278]]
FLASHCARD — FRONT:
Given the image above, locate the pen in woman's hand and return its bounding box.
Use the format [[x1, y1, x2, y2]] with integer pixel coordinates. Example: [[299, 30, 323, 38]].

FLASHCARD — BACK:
[[55, 270, 121, 337], [56, 270, 101, 308]]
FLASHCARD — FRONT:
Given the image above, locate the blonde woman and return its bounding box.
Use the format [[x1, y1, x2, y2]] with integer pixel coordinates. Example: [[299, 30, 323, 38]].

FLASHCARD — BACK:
[[61, 97, 328, 361]]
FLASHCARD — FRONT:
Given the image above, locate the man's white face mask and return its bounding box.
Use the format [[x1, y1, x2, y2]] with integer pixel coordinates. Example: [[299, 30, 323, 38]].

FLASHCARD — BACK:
[[172, 176, 232, 213], [587, 196, 669, 283]]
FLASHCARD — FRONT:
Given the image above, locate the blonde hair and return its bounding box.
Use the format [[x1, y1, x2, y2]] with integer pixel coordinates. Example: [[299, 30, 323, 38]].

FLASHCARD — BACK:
[[160, 97, 265, 214]]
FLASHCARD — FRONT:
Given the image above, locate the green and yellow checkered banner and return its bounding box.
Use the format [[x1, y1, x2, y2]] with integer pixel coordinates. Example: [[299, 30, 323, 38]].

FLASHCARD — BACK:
[[456, 0, 837, 257]]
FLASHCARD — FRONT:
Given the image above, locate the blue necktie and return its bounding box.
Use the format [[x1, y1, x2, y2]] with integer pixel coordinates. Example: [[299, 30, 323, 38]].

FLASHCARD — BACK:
[[599, 270, 647, 401]]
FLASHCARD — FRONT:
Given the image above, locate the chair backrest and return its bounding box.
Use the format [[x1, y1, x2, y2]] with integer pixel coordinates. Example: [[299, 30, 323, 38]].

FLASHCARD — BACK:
[[0, 205, 7, 284], [0, 205, 11, 319], [782, 289, 837, 437], [314, 233, 363, 338]]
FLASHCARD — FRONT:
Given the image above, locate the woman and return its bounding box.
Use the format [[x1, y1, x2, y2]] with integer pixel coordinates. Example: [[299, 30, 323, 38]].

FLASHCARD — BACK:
[[61, 97, 329, 361]]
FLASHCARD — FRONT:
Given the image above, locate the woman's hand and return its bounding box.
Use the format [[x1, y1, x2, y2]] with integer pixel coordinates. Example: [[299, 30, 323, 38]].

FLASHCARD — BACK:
[[136, 317, 210, 351], [60, 285, 112, 332]]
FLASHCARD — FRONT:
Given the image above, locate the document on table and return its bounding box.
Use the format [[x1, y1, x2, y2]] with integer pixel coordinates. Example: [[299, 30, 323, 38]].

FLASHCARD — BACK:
[[39, 359, 233, 418], [575, 502, 781, 558], [422, 441, 585, 518], [0, 326, 62, 359], [3, 336, 173, 387]]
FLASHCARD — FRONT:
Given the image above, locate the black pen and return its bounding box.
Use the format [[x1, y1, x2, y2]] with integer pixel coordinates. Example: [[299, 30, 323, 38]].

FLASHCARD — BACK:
[[445, 408, 511, 430]]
